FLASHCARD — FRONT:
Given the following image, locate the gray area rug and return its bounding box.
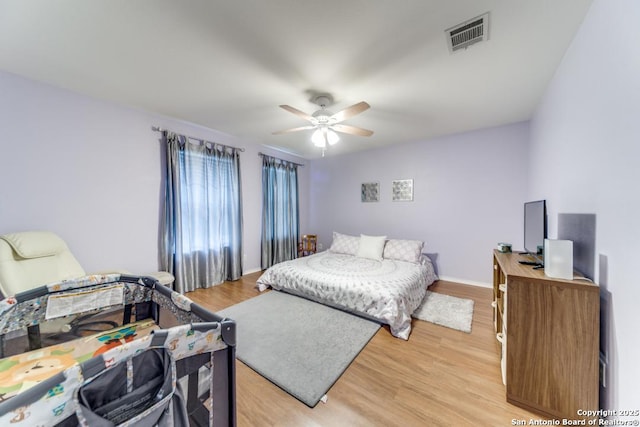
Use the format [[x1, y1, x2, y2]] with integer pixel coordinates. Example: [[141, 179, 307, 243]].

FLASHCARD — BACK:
[[412, 291, 475, 333], [218, 291, 380, 407]]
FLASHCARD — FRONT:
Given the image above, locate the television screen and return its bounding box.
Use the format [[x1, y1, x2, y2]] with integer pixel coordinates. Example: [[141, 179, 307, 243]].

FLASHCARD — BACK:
[[524, 200, 547, 257]]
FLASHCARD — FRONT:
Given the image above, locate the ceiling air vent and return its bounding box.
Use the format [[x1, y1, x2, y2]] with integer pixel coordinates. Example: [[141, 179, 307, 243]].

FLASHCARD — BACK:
[[446, 12, 489, 53]]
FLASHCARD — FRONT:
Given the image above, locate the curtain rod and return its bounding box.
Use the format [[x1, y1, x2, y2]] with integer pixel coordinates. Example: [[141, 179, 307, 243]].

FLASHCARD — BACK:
[[152, 126, 245, 152], [258, 152, 305, 167]]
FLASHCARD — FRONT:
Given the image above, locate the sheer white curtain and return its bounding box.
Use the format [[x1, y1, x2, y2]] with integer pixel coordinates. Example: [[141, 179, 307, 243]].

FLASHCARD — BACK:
[[260, 154, 299, 269], [160, 132, 243, 293]]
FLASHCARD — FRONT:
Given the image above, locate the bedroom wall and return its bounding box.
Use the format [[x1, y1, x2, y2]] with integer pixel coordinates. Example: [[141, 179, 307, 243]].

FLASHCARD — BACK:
[[0, 70, 309, 278], [528, 0, 639, 410], [308, 122, 529, 286]]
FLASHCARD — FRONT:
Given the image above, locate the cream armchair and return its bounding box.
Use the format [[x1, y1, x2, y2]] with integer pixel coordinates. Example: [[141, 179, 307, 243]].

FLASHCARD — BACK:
[[0, 231, 87, 297], [0, 231, 174, 348], [0, 231, 174, 298]]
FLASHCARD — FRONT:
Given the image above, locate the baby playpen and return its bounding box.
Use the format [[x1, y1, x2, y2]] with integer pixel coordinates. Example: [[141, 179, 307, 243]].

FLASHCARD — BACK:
[[0, 274, 236, 426]]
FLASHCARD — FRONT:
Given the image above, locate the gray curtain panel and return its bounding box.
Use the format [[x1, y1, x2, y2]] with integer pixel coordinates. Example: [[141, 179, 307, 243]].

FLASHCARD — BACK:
[[160, 132, 243, 293], [261, 154, 300, 269]]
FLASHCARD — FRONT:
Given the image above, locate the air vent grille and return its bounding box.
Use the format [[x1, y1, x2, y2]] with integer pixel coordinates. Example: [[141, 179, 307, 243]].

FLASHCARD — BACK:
[[446, 12, 489, 53]]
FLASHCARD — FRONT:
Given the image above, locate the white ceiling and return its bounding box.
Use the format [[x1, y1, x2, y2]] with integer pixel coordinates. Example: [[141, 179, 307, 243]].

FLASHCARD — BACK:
[[0, 0, 593, 159]]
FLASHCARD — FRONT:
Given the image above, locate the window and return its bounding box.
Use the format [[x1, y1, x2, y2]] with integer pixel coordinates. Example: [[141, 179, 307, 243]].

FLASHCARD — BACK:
[[161, 132, 243, 293]]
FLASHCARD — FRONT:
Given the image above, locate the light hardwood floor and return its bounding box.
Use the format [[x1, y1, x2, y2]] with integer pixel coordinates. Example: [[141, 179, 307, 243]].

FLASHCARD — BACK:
[[187, 272, 542, 427]]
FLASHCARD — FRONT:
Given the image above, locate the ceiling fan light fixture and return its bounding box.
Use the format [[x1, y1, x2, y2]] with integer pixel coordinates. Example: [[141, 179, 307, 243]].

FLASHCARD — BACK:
[[312, 110, 335, 126], [312, 128, 339, 148], [274, 95, 371, 153]]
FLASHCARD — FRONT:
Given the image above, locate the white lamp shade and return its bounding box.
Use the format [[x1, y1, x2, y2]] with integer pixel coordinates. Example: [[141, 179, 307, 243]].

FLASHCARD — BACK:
[[327, 130, 339, 145], [311, 128, 339, 147], [311, 130, 326, 147]]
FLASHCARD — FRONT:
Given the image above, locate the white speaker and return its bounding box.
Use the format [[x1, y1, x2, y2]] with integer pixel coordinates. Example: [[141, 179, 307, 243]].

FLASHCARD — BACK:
[[544, 239, 573, 280]]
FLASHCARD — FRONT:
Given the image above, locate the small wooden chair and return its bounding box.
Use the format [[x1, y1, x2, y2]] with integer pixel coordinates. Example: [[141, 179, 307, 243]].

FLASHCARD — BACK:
[[298, 234, 317, 257]]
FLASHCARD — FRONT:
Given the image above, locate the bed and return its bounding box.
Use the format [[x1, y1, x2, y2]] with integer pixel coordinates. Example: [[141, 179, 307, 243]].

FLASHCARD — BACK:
[[257, 233, 438, 340]]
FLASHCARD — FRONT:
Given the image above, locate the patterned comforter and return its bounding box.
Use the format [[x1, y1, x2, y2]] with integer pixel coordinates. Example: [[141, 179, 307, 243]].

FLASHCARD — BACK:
[[256, 251, 438, 340]]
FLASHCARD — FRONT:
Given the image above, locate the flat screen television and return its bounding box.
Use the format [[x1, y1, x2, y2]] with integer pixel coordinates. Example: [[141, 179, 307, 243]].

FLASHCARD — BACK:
[[524, 200, 547, 263]]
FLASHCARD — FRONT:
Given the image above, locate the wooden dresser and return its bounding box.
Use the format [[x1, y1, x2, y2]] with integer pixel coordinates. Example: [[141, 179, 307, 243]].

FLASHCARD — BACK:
[[492, 250, 600, 419]]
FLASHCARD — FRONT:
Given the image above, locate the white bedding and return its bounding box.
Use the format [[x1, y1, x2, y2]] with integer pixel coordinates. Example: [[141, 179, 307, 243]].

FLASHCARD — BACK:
[[256, 251, 438, 340]]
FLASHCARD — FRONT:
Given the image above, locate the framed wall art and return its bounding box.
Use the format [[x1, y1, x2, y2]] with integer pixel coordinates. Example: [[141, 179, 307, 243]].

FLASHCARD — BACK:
[[392, 179, 413, 201], [361, 182, 380, 202]]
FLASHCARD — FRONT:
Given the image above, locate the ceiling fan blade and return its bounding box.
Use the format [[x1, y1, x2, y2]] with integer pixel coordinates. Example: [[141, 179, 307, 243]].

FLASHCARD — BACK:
[[331, 123, 374, 137], [272, 125, 315, 135], [279, 105, 314, 122], [331, 101, 370, 123]]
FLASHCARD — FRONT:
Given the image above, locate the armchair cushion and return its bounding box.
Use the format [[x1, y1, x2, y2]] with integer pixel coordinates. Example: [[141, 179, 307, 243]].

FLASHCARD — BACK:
[[1, 231, 69, 259]]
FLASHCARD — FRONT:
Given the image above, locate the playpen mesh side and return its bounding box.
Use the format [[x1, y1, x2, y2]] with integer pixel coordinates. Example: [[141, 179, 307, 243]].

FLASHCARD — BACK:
[[0, 275, 236, 426], [0, 275, 153, 335]]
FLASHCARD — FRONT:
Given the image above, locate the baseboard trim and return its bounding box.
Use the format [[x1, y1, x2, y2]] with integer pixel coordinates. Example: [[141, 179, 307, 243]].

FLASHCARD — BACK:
[[437, 276, 492, 289], [243, 267, 262, 275]]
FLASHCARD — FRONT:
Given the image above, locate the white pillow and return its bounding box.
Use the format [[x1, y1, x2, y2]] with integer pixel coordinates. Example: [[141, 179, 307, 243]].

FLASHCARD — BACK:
[[329, 232, 360, 255], [356, 234, 387, 261], [382, 239, 424, 264]]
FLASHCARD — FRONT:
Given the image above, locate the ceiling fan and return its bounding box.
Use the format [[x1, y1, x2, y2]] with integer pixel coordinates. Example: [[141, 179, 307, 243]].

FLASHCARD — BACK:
[[273, 94, 373, 151]]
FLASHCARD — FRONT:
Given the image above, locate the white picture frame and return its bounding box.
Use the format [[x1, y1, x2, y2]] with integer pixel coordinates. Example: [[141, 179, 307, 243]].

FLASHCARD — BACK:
[[392, 179, 413, 201]]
